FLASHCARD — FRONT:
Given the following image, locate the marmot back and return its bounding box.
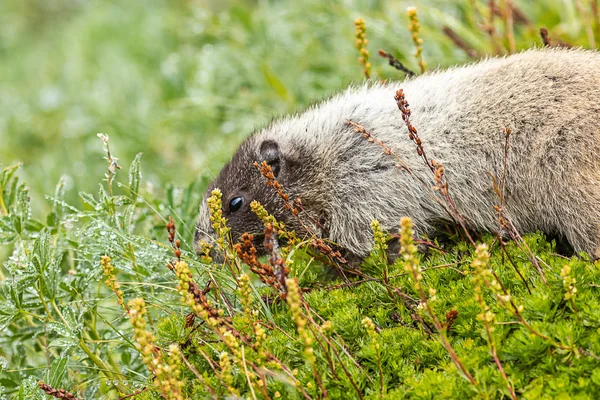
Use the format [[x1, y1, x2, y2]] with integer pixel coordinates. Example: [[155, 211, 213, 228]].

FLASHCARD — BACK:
[[195, 48, 600, 262]]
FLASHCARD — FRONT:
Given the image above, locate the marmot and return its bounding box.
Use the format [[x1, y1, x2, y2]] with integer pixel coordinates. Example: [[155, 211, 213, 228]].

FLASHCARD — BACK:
[[195, 48, 600, 262]]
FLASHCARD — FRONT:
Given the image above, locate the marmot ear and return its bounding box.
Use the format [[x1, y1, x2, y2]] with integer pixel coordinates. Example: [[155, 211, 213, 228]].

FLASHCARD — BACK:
[[259, 140, 281, 177]]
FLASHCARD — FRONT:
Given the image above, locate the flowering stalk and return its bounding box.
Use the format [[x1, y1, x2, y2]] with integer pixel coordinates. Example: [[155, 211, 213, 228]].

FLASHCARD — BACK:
[[164, 344, 185, 399], [354, 17, 371, 79], [129, 298, 184, 399], [407, 7, 426, 73], [207, 188, 240, 275], [129, 298, 156, 372], [175, 261, 270, 397], [560, 264, 578, 314], [218, 351, 239, 396], [100, 255, 127, 312], [251, 200, 298, 247], [96, 133, 121, 198], [471, 244, 516, 400], [362, 317, 383, 397], [286, 278, 315, 366], [400, 217, 477, 386]]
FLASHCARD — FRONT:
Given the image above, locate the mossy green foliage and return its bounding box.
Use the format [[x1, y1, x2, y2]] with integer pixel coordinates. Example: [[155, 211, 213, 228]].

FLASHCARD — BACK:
[[2, 1, 600, 399]]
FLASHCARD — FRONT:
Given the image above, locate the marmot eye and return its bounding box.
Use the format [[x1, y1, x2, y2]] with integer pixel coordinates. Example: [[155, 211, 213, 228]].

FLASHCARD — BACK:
[[229, 196, 244, 213]]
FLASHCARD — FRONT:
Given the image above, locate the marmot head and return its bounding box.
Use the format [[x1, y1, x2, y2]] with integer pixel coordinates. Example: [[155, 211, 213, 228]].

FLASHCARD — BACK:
[[194, 133, 323, 256]]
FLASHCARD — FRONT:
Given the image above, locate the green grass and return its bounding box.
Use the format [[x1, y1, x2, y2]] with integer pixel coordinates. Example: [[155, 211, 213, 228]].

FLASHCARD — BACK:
[[1, 0, 600, 398]]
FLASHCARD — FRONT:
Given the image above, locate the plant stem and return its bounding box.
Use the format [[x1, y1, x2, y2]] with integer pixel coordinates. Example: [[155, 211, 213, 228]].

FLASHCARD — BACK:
[[0, 192, 7, 216]]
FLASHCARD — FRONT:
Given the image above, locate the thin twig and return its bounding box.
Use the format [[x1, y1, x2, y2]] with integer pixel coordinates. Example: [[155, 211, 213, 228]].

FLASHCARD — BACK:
[[180, 353, 218, 399], [378, 49, 416, 76], [119, 388, 148, 400], [540, 27, 552, 46], [498, 234, 533, 294], [442, 26, 479, 58]]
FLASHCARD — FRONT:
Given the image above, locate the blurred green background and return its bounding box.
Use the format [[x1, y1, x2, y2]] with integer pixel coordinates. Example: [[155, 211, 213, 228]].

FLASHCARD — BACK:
[[0, 0, 596, 214]]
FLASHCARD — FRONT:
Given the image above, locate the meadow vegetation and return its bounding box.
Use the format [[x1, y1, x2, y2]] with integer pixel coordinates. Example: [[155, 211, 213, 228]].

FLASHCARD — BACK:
[[1, 0, 600, 398]]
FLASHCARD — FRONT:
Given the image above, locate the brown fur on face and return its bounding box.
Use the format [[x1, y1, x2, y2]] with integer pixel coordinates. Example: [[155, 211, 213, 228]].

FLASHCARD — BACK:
[[194, 138, 327, 253], [196, 48, 600, 262]]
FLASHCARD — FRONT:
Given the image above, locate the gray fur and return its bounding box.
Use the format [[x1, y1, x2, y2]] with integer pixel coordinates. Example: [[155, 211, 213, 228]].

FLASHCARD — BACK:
[[195, 48, 600, 261]]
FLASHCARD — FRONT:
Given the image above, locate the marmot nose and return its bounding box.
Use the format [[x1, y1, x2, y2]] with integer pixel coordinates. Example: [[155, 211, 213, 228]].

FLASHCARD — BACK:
[[208, 247, 224, 264], [194, 227, 214, 253], [194, 227, 226, 263]]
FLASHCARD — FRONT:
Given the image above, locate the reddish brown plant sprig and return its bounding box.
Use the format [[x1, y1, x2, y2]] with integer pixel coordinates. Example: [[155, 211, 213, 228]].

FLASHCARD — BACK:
[[234, 231, 287, 297], [539, 27, 573, 48], [311, 238, 348, 265], [431, 159, 448, 196], [349, 120, 389, 150], [166, 216, 176, 243], [38, 382, 79, 400], [378, 49, 415, 76], [540, 27, 552, 46], [166, 216, 181, 269], [444, 309, 459, 333], [347, 119, 460, 246], [189, 275, 232, 329], [346, 120, 445, 226], [346, 120, 416, 176], [185, 312, 196, 328], [394, 89, 475, 245], [394, 89, 434, 171], [310, 237, 363, 281], [441, 27, 479, 59], [254, 161, 298, 216]]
